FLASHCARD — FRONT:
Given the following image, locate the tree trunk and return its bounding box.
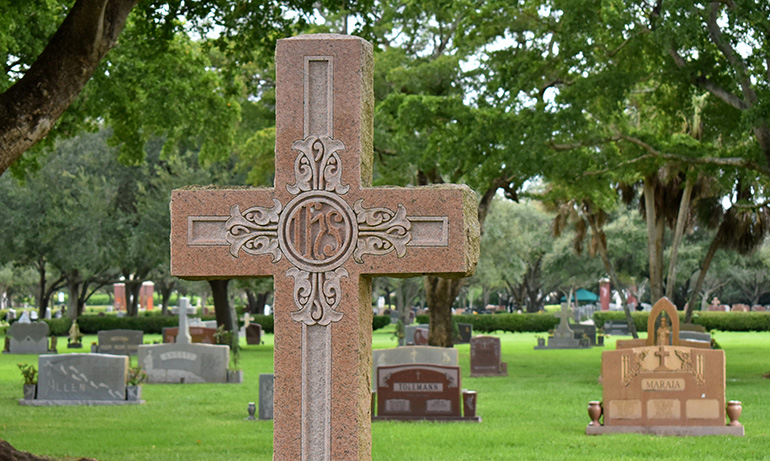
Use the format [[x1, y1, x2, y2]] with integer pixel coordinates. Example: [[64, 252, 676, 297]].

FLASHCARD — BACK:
[[685, 230, 724, 323], [67, 274, 80, 321], [0, 0, 138, 175], [210, 279, 236, 332], [424, 276, 463, 347], [125, 279, 142, 316], [665, 180, 693, 299], [586, 215, 638, 338], [256, 291, 270, 315], [644, 178, 664, 301]]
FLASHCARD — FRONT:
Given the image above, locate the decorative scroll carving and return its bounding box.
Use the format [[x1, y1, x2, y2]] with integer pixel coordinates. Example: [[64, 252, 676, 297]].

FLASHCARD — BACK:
[[288, 267, 348, 326], [226, 201, 282, 260], [287, 136, 349, 195], [353, 199, 412, 263], [622, 350, 648, 386], [676, 349, 706, 385]]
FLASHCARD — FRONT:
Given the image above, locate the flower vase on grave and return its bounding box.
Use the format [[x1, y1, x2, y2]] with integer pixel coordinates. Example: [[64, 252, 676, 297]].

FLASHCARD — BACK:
[[227, 369, 243, 383], [126, 385, 142, 401], [23, 384, 36, 401], [727, 401, 743, 426], [587, 401, 602, 426]]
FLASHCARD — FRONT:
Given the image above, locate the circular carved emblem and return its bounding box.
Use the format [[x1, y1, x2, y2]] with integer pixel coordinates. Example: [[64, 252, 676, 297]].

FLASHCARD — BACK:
[[278, 191, 357, 272]]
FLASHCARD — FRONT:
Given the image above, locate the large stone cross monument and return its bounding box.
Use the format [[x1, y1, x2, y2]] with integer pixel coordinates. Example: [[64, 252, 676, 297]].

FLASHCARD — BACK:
[[170, 34, 479, 460]]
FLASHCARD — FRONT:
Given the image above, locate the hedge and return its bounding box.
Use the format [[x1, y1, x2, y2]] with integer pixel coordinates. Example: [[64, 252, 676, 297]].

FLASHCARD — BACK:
[[592, 311, 770, 332], [7, 313, 390, 336], [417, 313, 559, 333]]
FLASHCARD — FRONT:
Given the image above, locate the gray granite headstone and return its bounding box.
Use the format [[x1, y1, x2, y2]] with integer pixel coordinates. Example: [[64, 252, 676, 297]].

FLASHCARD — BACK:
[[6, 308, 16, 321], [9, 321, 49, 354], [603, 321, 630, 336], [259, 373, 274, 420], [456, 323, 473, 344], [571, 324, 597, 345], [97, 329, 144, 356], [372, 346, 458, 390], [17, 311, 31, 323], [37, 353, 128, 401], [402, 323, 430, 346], [137, 342, 229, 383], [137, 297, 229, 383], [679, 330, 711, 343]]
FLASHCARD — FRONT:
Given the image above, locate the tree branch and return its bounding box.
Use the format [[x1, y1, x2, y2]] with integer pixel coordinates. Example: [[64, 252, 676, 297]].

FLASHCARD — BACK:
[[564, 133, 770, 178], [0, 0, 138, 175], [668, 48, 748, 110], [705, 2, 757, 105]]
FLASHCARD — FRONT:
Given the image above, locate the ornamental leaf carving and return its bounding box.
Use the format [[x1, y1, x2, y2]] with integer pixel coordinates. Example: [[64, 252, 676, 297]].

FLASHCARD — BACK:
[[287, 267, 347, 326], [287, 135, 349, 195], [353, 199, 412, 263], [226, 201, 282, 260]]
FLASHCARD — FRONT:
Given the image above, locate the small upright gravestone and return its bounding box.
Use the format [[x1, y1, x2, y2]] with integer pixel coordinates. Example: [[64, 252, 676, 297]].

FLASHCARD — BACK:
[[246, 324, 262, 345], [169, 34, 479, 459], [470, 336, 507, 377], [259, 373, 275, 420], [587, 297, 743, 436], [97, 329, 143, 355], [8, 321, 49, 354], [162, 326, 217, 344], [138, 298, 230, 384], [413, 327, 429, 345], [402, 323, 430, 346], [455, 323, 473, 344]]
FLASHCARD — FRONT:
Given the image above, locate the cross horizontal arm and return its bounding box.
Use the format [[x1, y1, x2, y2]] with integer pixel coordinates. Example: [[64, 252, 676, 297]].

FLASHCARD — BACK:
[[170, 187, 279, 280], [351, 184, 479, 278]]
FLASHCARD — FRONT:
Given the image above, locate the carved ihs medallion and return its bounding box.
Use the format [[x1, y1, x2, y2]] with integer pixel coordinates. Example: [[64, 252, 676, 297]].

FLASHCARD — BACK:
[[225, 135, 412, 326]]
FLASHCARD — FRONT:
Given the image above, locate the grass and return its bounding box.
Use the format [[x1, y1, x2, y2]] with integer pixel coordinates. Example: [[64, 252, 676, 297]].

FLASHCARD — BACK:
[[1, 326, 769, 460]]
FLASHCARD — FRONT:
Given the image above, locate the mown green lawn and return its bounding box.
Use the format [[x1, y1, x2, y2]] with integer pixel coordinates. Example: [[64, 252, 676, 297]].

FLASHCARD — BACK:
[[1, 326, 768, 460]]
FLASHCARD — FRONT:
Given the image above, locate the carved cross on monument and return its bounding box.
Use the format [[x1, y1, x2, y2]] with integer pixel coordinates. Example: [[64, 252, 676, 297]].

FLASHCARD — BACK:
[[553, 302, 574, 339], [170, 34, 479, 460], [654, 346, 670, 370]]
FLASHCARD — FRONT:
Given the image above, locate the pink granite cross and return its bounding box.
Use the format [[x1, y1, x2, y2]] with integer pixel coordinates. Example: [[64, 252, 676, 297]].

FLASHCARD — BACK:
[[170, 34, 479, 460]]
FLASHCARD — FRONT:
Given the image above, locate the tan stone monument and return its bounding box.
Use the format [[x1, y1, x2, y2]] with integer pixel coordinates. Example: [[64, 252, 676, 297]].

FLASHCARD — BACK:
[[170, 34, 479, 459], [586, 297, 743, 436]]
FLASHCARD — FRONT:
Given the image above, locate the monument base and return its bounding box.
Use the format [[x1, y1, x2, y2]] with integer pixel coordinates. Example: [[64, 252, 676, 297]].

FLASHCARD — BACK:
[[373, 415, 481, 423], [19, 399, 145, 406], [470, 371, 508, 377], [586, 425, 744, 436]]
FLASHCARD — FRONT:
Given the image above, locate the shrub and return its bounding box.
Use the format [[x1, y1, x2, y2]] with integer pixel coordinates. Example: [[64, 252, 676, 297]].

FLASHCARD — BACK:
[[17, 363, 37, 385], [592, 311, 770, 332], [372, 315, 390, 331], [414, 313, 559, 333]]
